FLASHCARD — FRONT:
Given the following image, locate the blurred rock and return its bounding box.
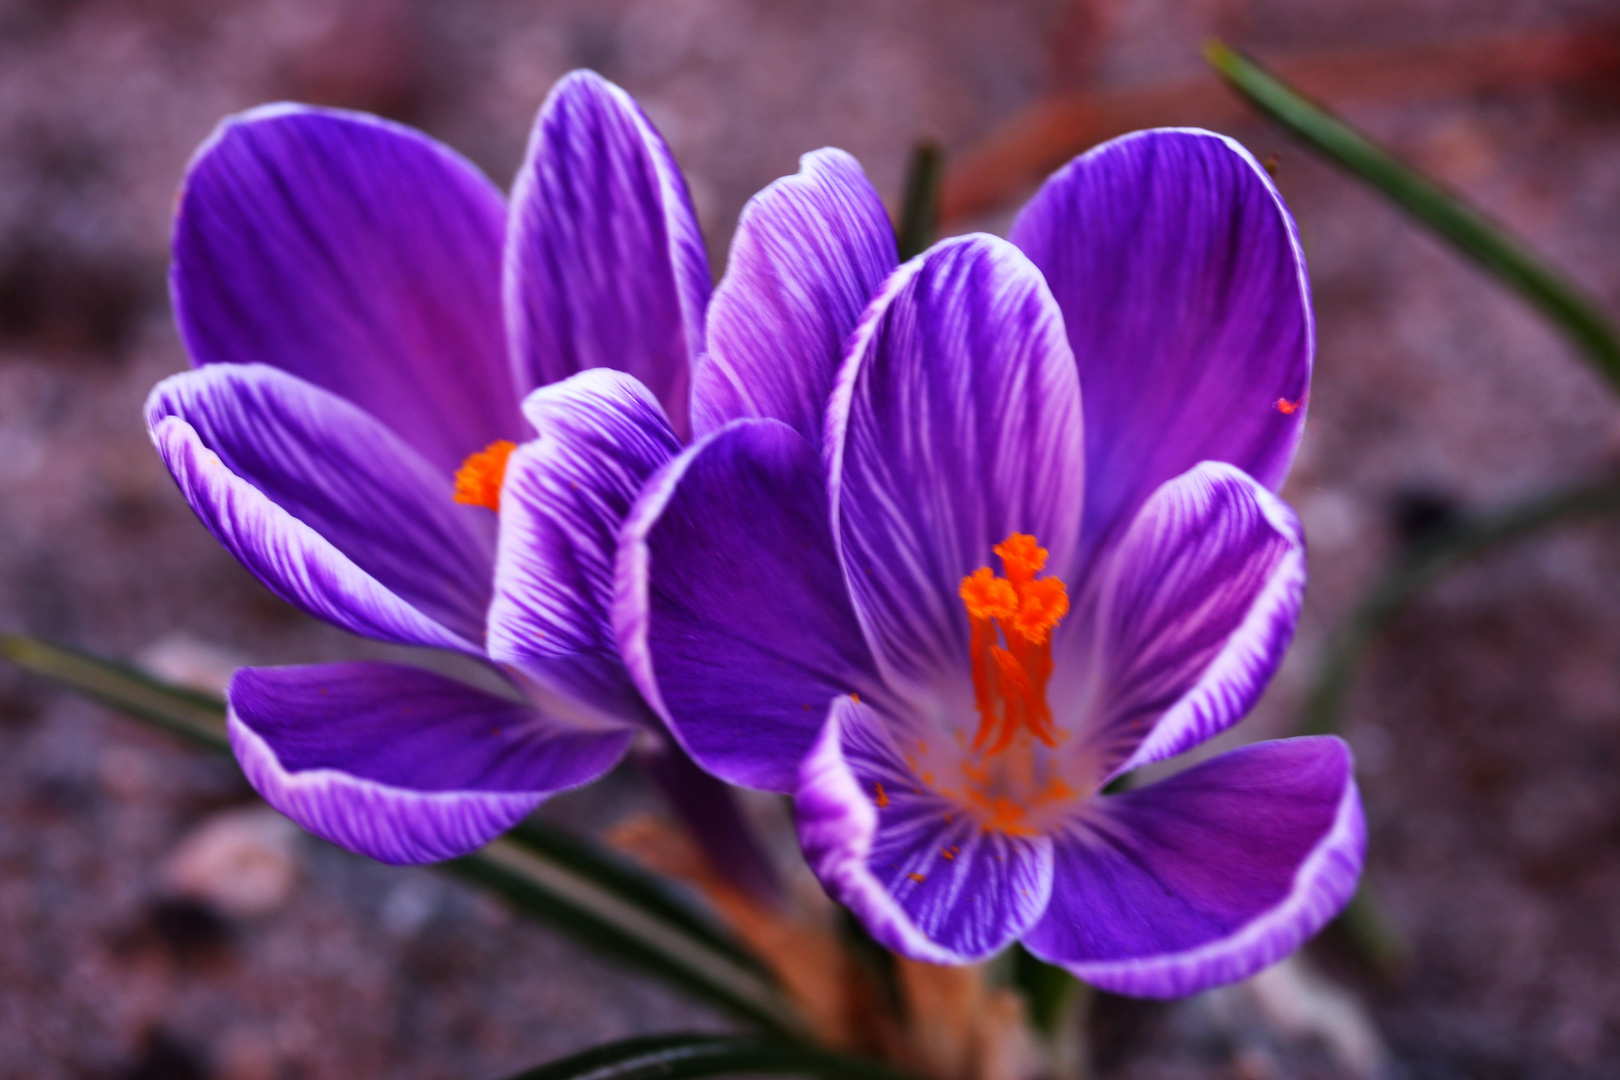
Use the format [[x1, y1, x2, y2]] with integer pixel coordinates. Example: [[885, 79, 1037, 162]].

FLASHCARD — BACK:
[[136, 634, 247, 697], [162, 807, 300, 920], [1245, 957, 1387, 1080]]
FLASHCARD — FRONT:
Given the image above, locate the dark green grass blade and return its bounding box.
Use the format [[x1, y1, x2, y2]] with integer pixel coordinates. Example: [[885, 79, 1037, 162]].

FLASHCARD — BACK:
[[1011, 944, 1080, 1038], [897, 139, 944, 261], [1207, 40, 1620, 390], [1303, 476, 1620, 969], [1, 634, 230, 750], [499, 1033, 916, 1080], [502, 817, 771, 981], [1, 634, 797, 1033], [446, 842, 796, 1035], [1301, 473, 1620, 736]]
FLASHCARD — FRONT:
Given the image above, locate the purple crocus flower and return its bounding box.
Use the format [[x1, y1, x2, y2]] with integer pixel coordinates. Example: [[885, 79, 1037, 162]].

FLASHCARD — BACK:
[[616, 130, 1364, 997], [144, 72, 742, 867]]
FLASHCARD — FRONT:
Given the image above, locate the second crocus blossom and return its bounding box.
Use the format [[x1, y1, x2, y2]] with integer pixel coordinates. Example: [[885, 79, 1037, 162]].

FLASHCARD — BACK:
[[619, 129, 1363, 997], [146, 71, 751, 866]]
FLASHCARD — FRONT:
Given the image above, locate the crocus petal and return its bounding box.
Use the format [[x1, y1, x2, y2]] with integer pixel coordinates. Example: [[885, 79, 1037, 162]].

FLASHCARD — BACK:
[[507, 70, 710, 437], [147, 365, 492, 649], [1011, 129, 1312, 565], [616, 419, 882, 791], [693, 149, 897, 443], [827, 234, 1084, 701], [229, 662, 634, 865], [487, 369, 680, 723], [797, 695, 1054, 962], [172, 104, 520, 477], [1068, 461, 1305, 780], [1024, 737, 1363, 998]]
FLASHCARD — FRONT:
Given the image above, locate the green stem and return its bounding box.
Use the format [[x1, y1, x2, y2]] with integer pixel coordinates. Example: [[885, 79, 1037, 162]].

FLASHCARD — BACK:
[[897, 139, 944, 261]]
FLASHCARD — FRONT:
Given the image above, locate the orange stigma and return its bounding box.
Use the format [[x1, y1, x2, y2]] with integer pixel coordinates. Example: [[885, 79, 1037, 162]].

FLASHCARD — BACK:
[[958, 533, 1070, 759], [453, 440, 516, 511]]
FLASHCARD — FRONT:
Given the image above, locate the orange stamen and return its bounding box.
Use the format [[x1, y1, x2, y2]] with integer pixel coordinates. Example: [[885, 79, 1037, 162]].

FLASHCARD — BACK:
[[1012, 577, 1069, 645], [960, 566, 1018, 621], [453, 440, 516, 511], [954, 531, 1073, 833], [993, 533, 1046, 589]]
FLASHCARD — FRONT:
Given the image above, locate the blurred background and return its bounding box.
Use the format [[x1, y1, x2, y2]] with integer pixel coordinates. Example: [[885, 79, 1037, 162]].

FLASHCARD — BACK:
[[3, 0, 1620, 1077]]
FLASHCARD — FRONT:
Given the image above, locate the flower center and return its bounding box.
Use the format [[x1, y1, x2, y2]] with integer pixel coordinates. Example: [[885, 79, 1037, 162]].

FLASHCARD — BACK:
[[959, 533, 1069, 755], [949, 532, 1072, 833], [452, 440, 516, 511]]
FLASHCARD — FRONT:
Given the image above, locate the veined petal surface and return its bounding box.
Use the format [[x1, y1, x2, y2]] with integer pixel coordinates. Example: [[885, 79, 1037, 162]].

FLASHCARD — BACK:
[[229, 662, 634, 864], [488, 370, 680, 723], [147, 365, 492, 648], [796, 695, 1054, 963], [827, 234, 1084, 703], [1067, 461, 1306, 780], [617, 419, 882, 791], [506, 70, 709, 437], [171, 104, 520, 477], [694, 149, 897, 443], [1025, 737, 1363, 998], [1011, 129, 1312, 566]]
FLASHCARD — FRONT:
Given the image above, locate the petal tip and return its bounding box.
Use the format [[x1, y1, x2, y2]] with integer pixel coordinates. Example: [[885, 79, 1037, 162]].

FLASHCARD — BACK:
[[1041, 738, 1364, 999]]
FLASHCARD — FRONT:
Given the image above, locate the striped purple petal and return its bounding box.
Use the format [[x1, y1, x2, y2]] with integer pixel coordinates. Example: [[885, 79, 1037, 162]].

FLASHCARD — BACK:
[[229, 662, 634, 864], [694, 148, 897, 443], [1024, 736, 1363, 998], [488, 369, 680, 723], [506, 70, 709, 437], [826, 234, 1084, 704], [796, 695, 1054, 962], [1011, 129, 1312, 569], [147, 365, 492, 650], [616, 419, 883, 792], [172, 104, 521, 478], [1063, 461, 1306, 781]]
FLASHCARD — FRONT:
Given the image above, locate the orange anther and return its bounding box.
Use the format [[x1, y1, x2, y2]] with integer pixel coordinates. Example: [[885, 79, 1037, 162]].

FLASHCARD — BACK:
[[993, 533, 1046, 586], [1275, 397, 1301, 415], [873, 782, 889, 808], [1012, 577, 1069, 645], [453, 440, 516, 510], [960, 567, 1018, 621]]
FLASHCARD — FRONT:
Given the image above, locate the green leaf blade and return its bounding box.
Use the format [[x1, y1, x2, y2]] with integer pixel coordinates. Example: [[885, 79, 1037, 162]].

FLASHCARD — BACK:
[[449, 842, 798, 1036], [1, 634, 798, 1033], [897, 139, 944, 261], [1, 633, 230, 751], [503, 817, 773, 982], [1206, 40, 1620, 390], [500, 1034, 917, 1080]]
